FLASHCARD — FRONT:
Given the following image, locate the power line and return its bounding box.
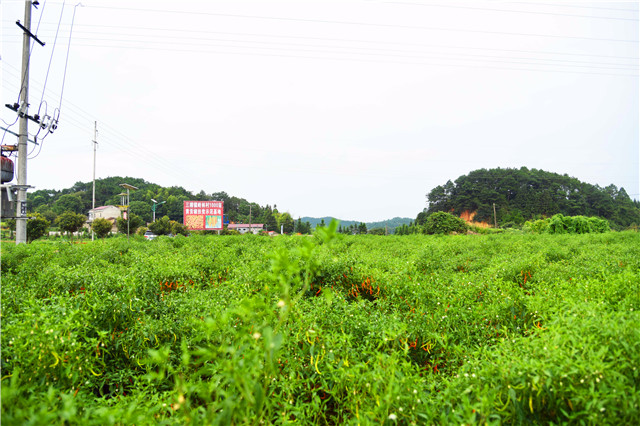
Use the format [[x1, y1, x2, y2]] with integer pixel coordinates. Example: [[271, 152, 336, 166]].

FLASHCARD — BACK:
[[5, 36, 636, 74], [513, 2, 639, 13], [5, 21, 638, 62], [57, 2, 79, 110], [5, 35, 636, 77], [16, 41, 634, 77], [387, 1, 640, 22], [7, 31, 637, 69], [8, 64, 636, 177], [82, 5, 639, 44], [3, 69, 195, 183], [38, 1, 65, 110], [12, 0, 45, 105]]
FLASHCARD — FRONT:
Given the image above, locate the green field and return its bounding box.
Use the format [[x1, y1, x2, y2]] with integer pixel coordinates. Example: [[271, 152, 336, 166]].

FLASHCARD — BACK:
[[1, 227, 639, 424]]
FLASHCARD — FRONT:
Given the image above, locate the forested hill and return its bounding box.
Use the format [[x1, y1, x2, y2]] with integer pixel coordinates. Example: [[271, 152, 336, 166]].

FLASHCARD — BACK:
[[27, 176, 286, 230], [420, 167, 640, 229]]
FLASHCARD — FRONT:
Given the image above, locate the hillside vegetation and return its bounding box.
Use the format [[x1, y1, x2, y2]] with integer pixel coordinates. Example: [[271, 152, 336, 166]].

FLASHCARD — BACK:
[[25, 177, 410, 235], [421, 167, 639, 229], [27, 176, 292, 232]]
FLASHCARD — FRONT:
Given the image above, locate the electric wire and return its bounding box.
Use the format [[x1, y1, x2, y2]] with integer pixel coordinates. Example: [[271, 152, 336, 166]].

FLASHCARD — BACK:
[[4, 21, 638, 62], [10, 31, 637, 70], [3, 1, 48, 154], [514, 2, 639, 13], [3, 72, 439, 185], [57, 3, 79, 111], [386, 1, 640, 21], [3, 70, 190, 182], [82, 5, 639, 44], [2, 5, 636, 192], [33, 41, 637, 78], [38, 1, 64, 109], [32, 2, 66, 144], [5, 70, 637, 200], [14, 0, 47, 105], [33, 2, 80, 152], [0, 115, 20, 148]]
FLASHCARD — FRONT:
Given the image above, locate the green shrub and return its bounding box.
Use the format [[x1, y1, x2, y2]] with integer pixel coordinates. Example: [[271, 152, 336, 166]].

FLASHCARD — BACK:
[[524, 215, 609, 235], [26, 212, 50, 242], [588, 216, 610, 233], [91, 218, 113, 239], [424, 211, 468, 235]]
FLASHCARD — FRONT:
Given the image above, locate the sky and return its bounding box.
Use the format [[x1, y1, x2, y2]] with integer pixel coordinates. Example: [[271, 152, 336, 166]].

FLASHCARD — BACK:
[[2, 0, 639, 222]]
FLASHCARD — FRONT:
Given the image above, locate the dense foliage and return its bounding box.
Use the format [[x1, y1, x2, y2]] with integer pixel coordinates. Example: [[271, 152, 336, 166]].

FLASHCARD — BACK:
[[423, 167, 640, 229], [423, 212, 469, 235], [27, 176, 294, 232], [55, 212, 87, 237], [26, 212, 50, 242], [2, 229, 639, 424], [148, 215, 189, 236], [91, 218, 113, 239], [524, 214, 610, 235], [116, 214, 144, 235]]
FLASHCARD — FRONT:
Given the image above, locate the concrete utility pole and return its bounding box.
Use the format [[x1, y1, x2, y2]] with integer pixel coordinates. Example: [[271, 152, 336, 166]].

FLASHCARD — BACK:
[[15, 1, 33, 244], [493, 203, 497, 228], [91, 121, 97, 241]]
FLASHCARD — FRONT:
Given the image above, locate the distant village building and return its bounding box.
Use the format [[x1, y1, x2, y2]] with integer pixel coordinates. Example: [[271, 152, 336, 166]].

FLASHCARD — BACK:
[[227, 223, 264, 235], [87, 205, 121, 231]]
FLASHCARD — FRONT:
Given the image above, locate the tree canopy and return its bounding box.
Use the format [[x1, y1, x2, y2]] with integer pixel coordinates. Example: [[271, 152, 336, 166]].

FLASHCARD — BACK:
[[27, 177, 280, 229], [55, 212, 87, 237], [91, 218, 113, 239], [423, 167, 639, 229], [27, 213, 50, 242]]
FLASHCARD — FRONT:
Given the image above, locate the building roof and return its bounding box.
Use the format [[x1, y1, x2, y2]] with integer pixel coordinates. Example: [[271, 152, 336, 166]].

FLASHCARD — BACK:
[[228, 223, 264, 229], [90, 205, 119, 212]]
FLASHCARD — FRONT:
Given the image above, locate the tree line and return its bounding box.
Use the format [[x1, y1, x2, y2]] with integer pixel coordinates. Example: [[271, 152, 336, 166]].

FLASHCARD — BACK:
[[419, 167, 640, 230], [26, 176, 309, 234]]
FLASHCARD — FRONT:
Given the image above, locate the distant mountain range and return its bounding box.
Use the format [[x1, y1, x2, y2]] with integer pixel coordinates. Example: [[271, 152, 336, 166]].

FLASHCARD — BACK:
[[299, 216, 413, 233]]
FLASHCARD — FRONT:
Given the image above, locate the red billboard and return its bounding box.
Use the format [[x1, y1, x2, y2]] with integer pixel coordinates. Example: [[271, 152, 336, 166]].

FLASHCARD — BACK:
[[183, 200, 224, 231]]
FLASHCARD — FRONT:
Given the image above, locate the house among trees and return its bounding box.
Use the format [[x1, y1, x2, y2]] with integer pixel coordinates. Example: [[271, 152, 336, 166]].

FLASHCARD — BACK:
[[227, 223, 264, 235], [87, 205, 121, 231]]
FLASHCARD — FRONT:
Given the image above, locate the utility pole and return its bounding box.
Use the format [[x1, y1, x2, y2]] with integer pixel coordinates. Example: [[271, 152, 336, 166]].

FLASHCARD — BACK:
[[493, 203, 497, 228], [15, 1, 33, 244], [249, 204, 252, 234], [91, 121, 97, 241]]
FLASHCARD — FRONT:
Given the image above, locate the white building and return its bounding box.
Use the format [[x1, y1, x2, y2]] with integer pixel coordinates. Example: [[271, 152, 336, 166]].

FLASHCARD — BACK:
[[227, 223, 264, 235], [87, 205, 121, 231]]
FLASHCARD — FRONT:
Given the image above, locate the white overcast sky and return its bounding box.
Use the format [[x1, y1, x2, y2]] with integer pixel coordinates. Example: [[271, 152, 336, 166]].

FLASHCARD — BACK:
[[2, 0, 639, 222]]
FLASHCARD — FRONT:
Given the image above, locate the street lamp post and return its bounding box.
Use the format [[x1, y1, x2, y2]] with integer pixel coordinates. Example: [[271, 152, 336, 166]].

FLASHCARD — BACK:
[[151, 198, 166, 222], [119, 183, 138, 241]]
